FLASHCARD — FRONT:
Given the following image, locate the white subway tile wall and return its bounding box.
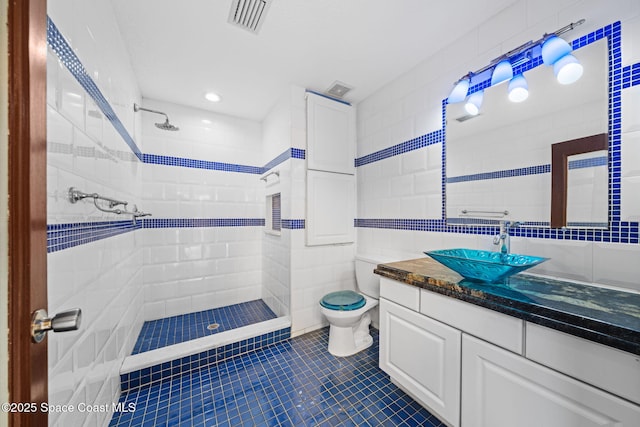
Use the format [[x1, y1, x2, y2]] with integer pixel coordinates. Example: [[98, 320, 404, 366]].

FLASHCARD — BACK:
[[139, 99, 265, 321], [47, 1, 144, 425], [261, 92, 295, 319]]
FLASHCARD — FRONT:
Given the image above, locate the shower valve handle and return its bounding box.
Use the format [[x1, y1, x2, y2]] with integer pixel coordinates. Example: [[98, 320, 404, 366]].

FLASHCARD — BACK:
[[31, 308, 82, 343]]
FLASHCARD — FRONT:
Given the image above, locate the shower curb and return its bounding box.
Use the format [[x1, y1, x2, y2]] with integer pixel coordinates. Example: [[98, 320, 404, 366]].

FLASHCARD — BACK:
[[119, 327, 291, 392]]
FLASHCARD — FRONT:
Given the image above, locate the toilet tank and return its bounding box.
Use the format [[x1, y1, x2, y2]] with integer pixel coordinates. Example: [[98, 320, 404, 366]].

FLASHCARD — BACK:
[[355, 254, 390, 298]]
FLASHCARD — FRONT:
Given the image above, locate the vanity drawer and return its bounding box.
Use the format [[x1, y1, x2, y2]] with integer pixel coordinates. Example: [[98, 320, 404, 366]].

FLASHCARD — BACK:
[[420, 289, 523, 354], [380, 277, 420, 312], [526, 322, 640, 405]]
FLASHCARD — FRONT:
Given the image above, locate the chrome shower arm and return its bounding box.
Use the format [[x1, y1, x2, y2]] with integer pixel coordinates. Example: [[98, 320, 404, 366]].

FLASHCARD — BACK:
[[133, 103, 179, 131], [133, 103, 169, 121]]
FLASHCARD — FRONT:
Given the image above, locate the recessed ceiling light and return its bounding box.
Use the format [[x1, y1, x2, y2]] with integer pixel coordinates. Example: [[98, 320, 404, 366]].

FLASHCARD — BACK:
[[202, 119, 212, 124], [205, 92, 221, 103]]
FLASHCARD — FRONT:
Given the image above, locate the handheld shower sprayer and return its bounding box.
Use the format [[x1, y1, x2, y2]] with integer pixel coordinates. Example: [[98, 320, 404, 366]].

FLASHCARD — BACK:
[[133, 103, 179, 131]]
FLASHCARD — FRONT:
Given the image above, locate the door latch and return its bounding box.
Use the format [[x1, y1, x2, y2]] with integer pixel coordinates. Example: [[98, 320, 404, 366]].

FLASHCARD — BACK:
[[31, 308, 82, 343]]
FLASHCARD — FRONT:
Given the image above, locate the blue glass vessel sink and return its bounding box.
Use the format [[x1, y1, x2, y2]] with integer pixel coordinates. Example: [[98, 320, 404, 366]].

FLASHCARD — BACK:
[[424, 248, 548, 283]]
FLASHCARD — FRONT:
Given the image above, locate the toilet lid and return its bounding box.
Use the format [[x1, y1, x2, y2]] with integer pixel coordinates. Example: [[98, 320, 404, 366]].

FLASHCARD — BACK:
[[320, 290, 365, 311]]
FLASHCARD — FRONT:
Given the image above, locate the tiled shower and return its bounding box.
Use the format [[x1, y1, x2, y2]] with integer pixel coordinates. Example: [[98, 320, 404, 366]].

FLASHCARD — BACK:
[[46, 2, 355, 424], [43, 0, 640, 426]]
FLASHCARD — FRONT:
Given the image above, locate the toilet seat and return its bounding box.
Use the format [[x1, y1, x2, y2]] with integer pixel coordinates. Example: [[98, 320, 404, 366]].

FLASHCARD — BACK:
[[320, 290, 365, 311]]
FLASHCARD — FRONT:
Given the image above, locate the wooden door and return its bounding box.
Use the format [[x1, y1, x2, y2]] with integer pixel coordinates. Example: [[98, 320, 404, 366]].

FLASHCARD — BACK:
[[7, 0, 49, 425]]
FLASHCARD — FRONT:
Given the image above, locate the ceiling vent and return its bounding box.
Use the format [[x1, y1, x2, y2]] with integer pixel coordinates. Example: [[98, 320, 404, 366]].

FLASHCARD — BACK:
[[228, 0, 272, 34], [325, 81, 353, 99]]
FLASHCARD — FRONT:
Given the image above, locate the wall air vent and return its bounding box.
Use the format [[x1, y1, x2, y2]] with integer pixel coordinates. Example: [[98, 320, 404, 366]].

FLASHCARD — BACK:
[[228, 0, 272, 34]]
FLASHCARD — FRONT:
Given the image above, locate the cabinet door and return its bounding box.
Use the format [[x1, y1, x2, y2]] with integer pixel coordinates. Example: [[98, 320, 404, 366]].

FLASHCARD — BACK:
[[306, 170, 355, 246], [462, 334, 640, 427], [306, 92, 355, 174], [379, 298, 461, 427]]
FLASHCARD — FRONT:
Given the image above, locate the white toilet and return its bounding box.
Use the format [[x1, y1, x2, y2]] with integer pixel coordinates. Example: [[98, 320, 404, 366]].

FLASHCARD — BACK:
[[319, 254, 385, 357]]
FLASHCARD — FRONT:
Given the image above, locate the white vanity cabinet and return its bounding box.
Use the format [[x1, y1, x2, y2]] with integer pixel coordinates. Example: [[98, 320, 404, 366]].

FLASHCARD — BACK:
[[378, 277, 640, 427], [379, 298, 461, 427], [461, 334, 640, 427]]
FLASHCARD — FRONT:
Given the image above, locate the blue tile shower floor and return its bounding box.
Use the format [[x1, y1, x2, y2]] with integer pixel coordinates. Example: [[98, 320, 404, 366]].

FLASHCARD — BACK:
[[111, 328, 445, 427], [132, 300, 277, 354]]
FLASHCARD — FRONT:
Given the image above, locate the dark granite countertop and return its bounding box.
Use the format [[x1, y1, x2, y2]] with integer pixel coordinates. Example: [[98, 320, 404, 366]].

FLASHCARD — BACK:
[[374, 257, 640, 355]]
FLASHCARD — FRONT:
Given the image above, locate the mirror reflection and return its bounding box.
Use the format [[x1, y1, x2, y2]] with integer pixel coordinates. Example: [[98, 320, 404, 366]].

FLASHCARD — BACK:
[[566, 150, 609, 227], [445, 38, 608, 228]]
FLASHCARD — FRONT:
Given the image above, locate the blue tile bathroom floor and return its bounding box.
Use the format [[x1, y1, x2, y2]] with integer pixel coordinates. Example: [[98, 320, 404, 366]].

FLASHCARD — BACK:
[[111, 328, 444, 427], [132, 300, 277, 354]]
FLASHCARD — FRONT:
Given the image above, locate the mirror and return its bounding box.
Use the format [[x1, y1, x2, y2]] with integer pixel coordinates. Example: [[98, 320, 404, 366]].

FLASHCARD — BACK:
[[550, 133, 608, 228], [445, 38, 608, 228], [566, 150, 609, 227]]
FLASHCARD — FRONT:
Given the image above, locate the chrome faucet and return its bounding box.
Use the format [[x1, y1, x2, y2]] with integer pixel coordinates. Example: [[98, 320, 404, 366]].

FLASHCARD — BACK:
[[493, 221, 519, 254]]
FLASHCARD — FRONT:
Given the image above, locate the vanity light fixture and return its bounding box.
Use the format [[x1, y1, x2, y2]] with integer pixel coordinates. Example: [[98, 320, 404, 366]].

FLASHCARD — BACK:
[[508, 74, 529, 103], [465, 90, 484, 115], [553, 53, 584, 84], [541, 34, 584, 85], [541, 35, 572, 65], [447, 77, 470, 104], [491, 59, 513, 86], [446, 19, 585, 110]]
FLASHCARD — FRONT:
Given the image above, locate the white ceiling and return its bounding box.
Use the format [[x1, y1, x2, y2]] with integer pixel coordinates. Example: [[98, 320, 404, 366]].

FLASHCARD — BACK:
[[111, 0, 516, 121]]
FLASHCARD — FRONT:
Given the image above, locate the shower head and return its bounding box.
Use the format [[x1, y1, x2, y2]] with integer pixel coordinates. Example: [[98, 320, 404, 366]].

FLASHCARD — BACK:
[[133, 103, 180, 131], [155, 119, 180, 131]]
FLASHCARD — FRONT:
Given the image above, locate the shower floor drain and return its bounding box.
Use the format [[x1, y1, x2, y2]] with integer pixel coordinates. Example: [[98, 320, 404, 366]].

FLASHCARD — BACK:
[[207, 323, 220, 331]]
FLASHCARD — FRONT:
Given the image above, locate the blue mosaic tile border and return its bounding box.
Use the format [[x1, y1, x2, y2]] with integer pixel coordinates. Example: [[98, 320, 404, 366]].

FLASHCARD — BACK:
[[262, 147, 306, 173], [141, 148, 307, 175], [355, 130, 444, 167], [120, 327, 291, 392], [447, 164, 550, 184], [448, 157, 606, 184], [606, 22, 623, 227], [446, 218, 608, 229], [355, 218, 638, 243], [356, 22, 640, 244], [444, 218, 548, 228], [142, 218, 265, 228], [355, 219, 444, 231], [569, 155, 608, 169], [47, 18, 142, 159], [47, 218, 266, 252], [622, 63, 640, 88], [141, 154, 263, 174], [281, 219, 305, 229], [47, 220, 142, 253]]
